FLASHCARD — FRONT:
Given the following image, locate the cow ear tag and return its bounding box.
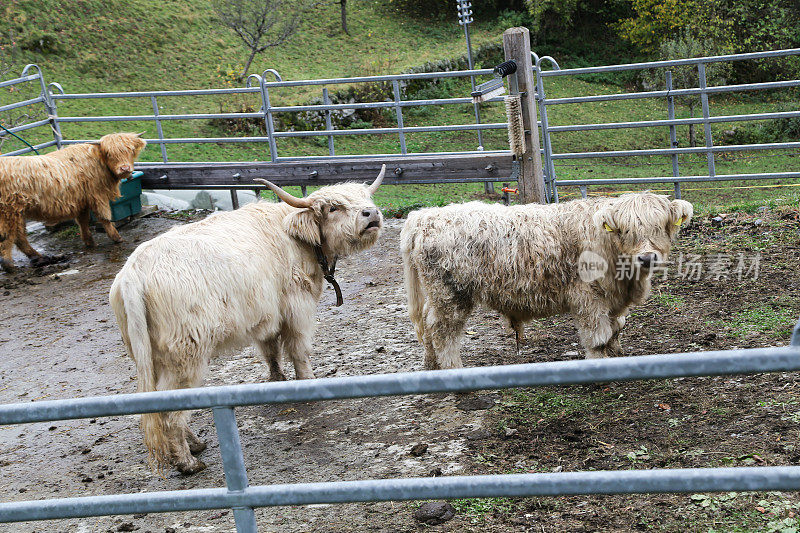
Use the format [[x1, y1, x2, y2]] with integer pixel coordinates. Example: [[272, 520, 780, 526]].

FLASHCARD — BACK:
[[603, 223, 615, 232], [674, 216, 685, 226]]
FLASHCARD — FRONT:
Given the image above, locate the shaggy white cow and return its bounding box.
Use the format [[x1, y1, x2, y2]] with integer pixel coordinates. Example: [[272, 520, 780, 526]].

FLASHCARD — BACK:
[[401, 192, 693, 369], [110, 166, 385, 473]]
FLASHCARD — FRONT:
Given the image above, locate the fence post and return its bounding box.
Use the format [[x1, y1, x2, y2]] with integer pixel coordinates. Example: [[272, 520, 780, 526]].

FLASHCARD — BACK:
[[532, 54, 558, 203], [150, 96, 168, 163], [213, 406, 257, 533], [665, 71, 681, 199], [391, 80, 407, 156], [502, 27, 546, 204], [28, 66, 62, 150], [323, 87, 335, 156], [698, 62, 716, 179]]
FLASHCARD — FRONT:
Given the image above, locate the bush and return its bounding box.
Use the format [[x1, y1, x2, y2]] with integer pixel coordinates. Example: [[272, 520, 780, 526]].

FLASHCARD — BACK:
[[722, 116, 800, 145], [385, 0, 525, 21]]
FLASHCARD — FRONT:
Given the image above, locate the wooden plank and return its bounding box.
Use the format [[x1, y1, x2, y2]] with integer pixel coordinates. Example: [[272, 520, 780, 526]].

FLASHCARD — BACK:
[[503, 27, 546, 204], [136, 153, 514, 190]]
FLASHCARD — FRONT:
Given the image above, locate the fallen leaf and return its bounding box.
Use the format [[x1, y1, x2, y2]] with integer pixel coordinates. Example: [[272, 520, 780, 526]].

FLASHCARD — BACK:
[[658, 403, 671, 411]]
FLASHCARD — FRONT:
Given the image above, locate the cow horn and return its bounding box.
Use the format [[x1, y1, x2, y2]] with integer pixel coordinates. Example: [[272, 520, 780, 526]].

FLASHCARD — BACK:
[[368, 164, 386, 194], [253, 178, 313, 208], [136, 131, 147, 137], [86, 140, 101, 145]]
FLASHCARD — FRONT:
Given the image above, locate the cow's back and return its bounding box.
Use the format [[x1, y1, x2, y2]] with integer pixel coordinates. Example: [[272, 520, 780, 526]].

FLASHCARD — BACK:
[[402, 200, 600, 316], [114, 202, 312, 358], [0, 146, 117, 221]]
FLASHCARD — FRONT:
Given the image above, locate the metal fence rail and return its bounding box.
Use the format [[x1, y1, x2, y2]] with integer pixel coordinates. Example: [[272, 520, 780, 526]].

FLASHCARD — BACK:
[[2, 338, 800, 529], [43, 67, 507, 165], [532, 48, 800, 201], [2, 45, 799, 200]]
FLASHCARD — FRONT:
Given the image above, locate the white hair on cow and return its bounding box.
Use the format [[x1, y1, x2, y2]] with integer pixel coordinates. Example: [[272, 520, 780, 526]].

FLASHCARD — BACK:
[[401, 192, 693, 370], [110, 167, 385, 474]]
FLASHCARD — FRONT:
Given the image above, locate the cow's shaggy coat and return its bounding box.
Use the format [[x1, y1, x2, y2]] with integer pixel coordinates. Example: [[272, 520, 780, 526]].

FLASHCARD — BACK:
[[401, 193, 693, 369], [0, 132, 146, 272], [110, 168, 385, 474]]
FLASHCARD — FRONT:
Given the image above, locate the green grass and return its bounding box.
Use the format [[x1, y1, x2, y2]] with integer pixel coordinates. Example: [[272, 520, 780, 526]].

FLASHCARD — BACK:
[[651, 291, 686, 311], [499, 387, 614, 428], [450, 497, 516, 524], [712, 304, 798, 338]]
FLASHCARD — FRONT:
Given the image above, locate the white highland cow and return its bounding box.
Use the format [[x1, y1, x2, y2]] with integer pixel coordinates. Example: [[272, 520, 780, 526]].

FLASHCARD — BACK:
[[401, 193, 693, 369], [110, 166, 385, 473]]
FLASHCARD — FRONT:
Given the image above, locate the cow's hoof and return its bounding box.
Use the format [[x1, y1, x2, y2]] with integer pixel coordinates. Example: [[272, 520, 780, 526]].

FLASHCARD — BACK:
[[268, 372, 288, 382], [177, 459, 207, 475], [0, 260, 15, 274], [189, 439, 207, 455], [30, 255, 67, 268]]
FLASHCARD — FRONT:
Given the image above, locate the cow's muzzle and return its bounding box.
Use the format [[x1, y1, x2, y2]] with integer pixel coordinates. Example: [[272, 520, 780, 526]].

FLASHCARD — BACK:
[[361, 208, 382, 232], [636, 252, 659, 269]]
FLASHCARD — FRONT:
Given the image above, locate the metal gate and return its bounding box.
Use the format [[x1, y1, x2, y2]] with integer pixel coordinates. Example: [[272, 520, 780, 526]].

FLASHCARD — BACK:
[[1, 327, 799, 530], [532, 48, 800, 201]]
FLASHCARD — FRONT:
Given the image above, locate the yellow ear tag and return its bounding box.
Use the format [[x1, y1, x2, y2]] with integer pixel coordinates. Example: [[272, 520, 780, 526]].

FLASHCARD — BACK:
[[603, 222, 615, 232], [674, 216, 685, 226]]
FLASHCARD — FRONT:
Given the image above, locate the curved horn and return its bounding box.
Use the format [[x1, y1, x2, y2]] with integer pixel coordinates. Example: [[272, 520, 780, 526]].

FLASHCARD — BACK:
[[253, 178, 313, 208], [136, 131, 147, 137], [368, 164, 386, 194]]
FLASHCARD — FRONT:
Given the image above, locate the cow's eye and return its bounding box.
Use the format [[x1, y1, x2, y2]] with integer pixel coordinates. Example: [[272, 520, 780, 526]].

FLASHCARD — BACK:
[[329, 205, 337, 213]]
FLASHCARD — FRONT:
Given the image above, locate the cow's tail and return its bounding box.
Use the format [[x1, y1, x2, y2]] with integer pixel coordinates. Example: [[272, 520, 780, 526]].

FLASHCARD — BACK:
[[110, 273, 169, 472], [400, 217, 426, 344]]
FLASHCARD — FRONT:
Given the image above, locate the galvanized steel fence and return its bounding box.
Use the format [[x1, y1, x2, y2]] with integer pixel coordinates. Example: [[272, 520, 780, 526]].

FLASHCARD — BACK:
[[1, 335, 800, 529], [2, 46, 799, 204], [532, 48, 800, 202]]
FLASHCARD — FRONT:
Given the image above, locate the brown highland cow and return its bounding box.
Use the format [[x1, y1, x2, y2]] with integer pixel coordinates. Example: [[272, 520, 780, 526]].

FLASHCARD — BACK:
[[0, 132, 146, 272]]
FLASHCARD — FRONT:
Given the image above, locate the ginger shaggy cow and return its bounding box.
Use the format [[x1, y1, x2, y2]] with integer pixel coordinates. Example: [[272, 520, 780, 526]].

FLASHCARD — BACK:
[[401, 192, 693, 369], [0, 132, 146, 272], [110, 166, 386, 474]]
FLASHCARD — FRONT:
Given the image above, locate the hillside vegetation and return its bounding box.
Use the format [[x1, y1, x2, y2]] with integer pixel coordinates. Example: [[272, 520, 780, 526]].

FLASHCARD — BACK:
[[1, 0, 503, 90]]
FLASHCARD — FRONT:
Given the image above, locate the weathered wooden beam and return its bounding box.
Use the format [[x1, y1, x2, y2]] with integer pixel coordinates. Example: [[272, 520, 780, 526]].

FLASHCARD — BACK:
[[136, 154, 513, 190], [503, 27, 546, 204]]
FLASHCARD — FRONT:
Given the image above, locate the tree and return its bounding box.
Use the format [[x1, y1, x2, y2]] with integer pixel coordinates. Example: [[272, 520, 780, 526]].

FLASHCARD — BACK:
[[213, 0, 303, 81], [616, 0, 800, 81], [641, 32, 730, 147], [338, 0, 349, 36]]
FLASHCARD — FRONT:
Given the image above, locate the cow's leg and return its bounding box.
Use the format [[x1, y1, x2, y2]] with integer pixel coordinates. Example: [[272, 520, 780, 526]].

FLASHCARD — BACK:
[[426, 299, 473, 370], [0, 215, 17, 273], [281, 326, 315, 380], [154, 361, 206, 474], [280, 295, 317, 380], [504, 315, 526, 354], [89, 200, 123, 243], [185, 428, 207, 456], [256, 337, 287, 382], [606, 314, 627, 357], [422, 325, 437, 371], [573, 308, 615, 359], [76, 209, 96, 248]]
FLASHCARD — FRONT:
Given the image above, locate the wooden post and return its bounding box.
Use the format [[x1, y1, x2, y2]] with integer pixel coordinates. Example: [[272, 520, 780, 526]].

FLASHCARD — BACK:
[[503, 27, 546, 204]]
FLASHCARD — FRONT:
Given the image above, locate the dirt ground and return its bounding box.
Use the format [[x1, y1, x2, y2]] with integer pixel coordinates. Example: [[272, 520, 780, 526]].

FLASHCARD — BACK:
[[1, 204, 799, 533]]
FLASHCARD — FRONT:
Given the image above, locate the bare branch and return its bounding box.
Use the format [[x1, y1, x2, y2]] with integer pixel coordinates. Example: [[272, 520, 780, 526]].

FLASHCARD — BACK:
[[213, 0, 306, 79]]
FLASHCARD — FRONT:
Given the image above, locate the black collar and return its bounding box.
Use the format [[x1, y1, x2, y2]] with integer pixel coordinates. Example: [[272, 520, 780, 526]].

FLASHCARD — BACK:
[[314, 245, 343, 306]]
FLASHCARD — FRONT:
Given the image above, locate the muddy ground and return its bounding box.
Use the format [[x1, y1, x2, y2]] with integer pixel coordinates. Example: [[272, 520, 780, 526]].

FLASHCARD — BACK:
[[1, 205, 799, 533]]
